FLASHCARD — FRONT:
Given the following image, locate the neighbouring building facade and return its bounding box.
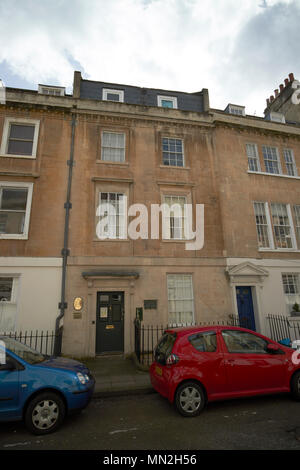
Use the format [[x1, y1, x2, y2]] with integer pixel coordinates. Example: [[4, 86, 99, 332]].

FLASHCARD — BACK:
[[0, 71, 299, 357], [0, 84, 72, 332]]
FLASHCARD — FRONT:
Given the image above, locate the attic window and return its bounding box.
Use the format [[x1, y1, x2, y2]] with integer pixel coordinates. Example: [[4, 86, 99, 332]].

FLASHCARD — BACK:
[[102, 88, 124, 102], [157, 95, 178, 109], [225, 104, 245, 116], [38, 85, 65, 96], [265, 112, 286, 124]]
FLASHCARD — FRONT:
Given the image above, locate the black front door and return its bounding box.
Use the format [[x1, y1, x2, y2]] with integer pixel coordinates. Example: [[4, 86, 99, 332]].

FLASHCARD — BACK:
[[96, 292, 124, 354]]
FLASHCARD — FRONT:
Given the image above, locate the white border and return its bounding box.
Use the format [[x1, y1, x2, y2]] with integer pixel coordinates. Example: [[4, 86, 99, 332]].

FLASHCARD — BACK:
[[38, 84, 65, 96], [102, 88, 124, 103], [157, 95, 178, 109], [0, 181, 34, 239], [0, 117, 40, 159]]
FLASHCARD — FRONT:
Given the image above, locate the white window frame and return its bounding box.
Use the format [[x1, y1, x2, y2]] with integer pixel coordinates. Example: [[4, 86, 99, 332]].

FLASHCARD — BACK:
[[262, 145, 282, 175], [102, 88, 124, 103], [254, 201, 298, 251], [0, 276, 18, 303], [0, 117, 40, 159], [270, 203, 297, 250], [0, 275, 19, 331], [167, 274, 195, 326], [97, 191, 127, 239], [157, 95, 178, 109], [38, 85, 65, 96], [0, 182, 33, 240], [101, 131, 126, 163], [253, 201, 274, 250], [282, 273, 300, 315], [283, 148, 298, 177], [163, 195, 188, 240], [227, 104, 245, 116], [294, 205, 300, 243], [246, 143, 261, 172], [162, 137, 184, 167]]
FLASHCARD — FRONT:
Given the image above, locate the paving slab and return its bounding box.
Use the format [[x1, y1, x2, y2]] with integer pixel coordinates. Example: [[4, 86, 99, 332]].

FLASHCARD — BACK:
[[82, 354, 153, 398]]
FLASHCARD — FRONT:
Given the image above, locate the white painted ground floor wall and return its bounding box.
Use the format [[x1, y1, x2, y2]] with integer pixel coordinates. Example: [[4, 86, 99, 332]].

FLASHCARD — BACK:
[[0, 257, 62, 332], [226, 257, 300, 337]]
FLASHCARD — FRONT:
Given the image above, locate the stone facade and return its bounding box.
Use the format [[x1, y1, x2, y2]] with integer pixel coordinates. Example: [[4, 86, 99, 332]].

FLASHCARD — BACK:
[[1, 73, 300, 357]]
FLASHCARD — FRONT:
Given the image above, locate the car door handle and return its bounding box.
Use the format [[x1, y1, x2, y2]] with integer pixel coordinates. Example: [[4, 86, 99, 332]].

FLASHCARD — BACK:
[[226, 359, 235, 365]]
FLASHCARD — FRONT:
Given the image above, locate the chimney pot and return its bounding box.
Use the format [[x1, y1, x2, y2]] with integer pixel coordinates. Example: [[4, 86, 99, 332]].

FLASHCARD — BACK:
[[279, 84, 284, 92], [284, 78, 289, 86], [274, 89, 279, 97], [289, 72, 294, 82], [270, 95, 274, 102]]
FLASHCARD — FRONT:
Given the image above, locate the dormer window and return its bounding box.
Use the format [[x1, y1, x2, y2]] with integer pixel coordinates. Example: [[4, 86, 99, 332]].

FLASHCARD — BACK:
[[157, 95, 178, 109], [265, 112, 286, 124], [225, 104, 245, 116], [102, 88, 124, 102], [38, 85, 65, 96]]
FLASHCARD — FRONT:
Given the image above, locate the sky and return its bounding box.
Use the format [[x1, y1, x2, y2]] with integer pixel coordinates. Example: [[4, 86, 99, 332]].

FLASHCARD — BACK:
[[0, 0, 299, 116]]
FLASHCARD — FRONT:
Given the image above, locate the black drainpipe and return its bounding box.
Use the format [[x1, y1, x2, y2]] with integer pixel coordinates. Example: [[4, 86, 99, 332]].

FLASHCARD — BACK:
[[54, 110, 77, 355]]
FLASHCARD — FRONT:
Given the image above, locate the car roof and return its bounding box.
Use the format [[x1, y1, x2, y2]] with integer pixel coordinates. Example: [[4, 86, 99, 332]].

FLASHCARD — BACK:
[[165, 325, 255, 337]]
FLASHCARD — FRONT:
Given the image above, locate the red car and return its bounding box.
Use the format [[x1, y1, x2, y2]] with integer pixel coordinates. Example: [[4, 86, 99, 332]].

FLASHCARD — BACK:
[[149, 326, 300, 417]]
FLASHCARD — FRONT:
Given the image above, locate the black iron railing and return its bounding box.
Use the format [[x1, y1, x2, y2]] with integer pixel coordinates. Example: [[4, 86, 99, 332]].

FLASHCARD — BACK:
[[0, 329, 62, 356], [134, 315, 253, 366], [266, 314, 300, 343]]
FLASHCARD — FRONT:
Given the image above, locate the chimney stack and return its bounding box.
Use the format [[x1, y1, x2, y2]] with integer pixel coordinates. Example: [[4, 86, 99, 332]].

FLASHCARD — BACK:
[[279, 84, 284, 92], [284, 78, 289, 86], [289, 72, 294, 82], [274, 89, 279, 97], [270, 95, 275, 102]]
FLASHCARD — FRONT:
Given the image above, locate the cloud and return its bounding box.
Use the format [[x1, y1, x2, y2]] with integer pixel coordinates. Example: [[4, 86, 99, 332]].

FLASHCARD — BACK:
[[0, 0, 298, 115], [213, 0, 300, 114]]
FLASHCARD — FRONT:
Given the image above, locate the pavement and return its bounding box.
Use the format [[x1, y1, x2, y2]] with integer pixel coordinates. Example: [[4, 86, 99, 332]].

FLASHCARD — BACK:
[[82, 354, 154, 398]]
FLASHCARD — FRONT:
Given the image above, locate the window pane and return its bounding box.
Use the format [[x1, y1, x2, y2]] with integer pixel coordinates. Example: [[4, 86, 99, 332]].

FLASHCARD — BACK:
[[164, 195, 187, 240], [284, 149, 297, 176], [7, 140, 33, 155], [253, 202, 270, 248], [9, 124, 35, 140], [222, 330, 268, 354], [282, 274, 300, 314], [161, 100, 173, 108], [262, 146, 280, 174], [101, 132, 125, 162], [167, 274, 194, 325], [98, 192, 126, 239], [0, 277, 13, 301], [1, 188, 28, 210], [282, 274, 299, 294], [189, 331, 217, 352], [270, 203, 292, 248], [161, 137, 184, 167], [0, 211, 25, 234], [246, 144, 259, 172], [294, 205, 300, 242], [106, 93, 120, 101]]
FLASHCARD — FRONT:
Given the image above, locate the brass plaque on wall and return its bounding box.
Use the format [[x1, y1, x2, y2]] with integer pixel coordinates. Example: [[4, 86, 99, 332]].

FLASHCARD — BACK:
[[73, 312, 82, 320]]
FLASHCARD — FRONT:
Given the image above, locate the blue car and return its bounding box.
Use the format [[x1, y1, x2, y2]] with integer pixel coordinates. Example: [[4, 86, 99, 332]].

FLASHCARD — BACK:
[[0, 336, 95, 435]]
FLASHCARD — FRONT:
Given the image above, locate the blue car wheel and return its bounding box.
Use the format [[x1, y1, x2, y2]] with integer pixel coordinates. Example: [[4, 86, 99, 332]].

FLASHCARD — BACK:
[[24, 392, 66, 435]]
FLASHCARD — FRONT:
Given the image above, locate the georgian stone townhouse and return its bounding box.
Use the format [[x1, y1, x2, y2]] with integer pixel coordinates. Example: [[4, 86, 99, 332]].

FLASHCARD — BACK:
[[0, 72, 299, 357]]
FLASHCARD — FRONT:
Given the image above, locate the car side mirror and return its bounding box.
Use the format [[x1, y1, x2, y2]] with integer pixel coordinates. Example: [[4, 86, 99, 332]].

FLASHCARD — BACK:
[[0, 359, 16, 371], [267, 343, 280, 353]]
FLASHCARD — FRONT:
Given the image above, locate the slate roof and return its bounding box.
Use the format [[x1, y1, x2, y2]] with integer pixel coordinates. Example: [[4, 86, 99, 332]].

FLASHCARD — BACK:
[[79, 79, 206, 113]]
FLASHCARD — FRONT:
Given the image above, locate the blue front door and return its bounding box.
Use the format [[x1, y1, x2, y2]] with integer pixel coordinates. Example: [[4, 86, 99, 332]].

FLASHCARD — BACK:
[[236, 286, 256, 331]]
